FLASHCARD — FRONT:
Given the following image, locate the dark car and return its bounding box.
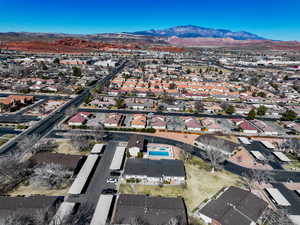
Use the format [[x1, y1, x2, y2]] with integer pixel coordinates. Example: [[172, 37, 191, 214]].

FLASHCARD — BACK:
[[110, 171, 121, 176], [101, 188, 117, 194]]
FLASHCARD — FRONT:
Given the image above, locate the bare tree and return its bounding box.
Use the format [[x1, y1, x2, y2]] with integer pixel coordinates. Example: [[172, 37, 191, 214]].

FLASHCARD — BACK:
[[37, 105, 46, 115], [65, 106, 77, 118], [30, 163, 72, 189], [0, 154, 28, 194], [264, 208, 293, 225], [181, 150, 192, 163], [16, 134, 40, 160], [243, 169, 273, 191], [70, 133, 92, 152], [206, 148, 225, 173], [287, 138, 300, 156], [63, 204, 94, 225], [92, 123, 106, 142], [2, 203, 92, 225], [35, 139, 58, 152], [2, 214, 35, 225], [277, 138, 288, 152]]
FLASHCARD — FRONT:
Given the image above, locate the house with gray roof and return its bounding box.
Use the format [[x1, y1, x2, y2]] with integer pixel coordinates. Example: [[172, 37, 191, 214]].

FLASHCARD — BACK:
[[197, 186, 268, 225], [194, 135, 240, 156], [0, 196, 61, 223], [112, 194, 188, 225], [123, 158, 185, 185]]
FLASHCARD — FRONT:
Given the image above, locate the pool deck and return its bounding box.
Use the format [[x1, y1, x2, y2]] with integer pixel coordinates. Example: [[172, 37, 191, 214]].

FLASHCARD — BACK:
[[145, 143, 176, 160]]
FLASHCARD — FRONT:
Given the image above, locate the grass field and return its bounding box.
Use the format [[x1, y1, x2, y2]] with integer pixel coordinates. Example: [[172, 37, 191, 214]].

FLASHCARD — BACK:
[[119, 156, 244, 214], [54, 139, 89, 155], [8, 183, 69, 196]]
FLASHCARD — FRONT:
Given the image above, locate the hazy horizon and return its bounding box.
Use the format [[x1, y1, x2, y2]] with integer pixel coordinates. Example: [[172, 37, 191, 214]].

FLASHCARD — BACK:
[[1, 0, 300, 41]]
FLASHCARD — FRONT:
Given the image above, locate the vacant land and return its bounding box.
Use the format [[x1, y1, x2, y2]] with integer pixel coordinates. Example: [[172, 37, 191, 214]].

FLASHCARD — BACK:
[[119, 156, 244, 214], [54, 139, 89, 155], [8, 183, 69, 196]]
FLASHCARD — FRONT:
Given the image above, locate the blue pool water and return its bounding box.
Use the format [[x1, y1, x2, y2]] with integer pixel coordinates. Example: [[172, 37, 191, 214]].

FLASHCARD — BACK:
[[159, 147, 169, 151], [148, 151, 170, 156]]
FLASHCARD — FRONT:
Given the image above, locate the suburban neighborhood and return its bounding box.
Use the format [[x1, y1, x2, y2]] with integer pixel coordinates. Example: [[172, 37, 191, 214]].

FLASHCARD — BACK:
[[1, 4, 300, 224]]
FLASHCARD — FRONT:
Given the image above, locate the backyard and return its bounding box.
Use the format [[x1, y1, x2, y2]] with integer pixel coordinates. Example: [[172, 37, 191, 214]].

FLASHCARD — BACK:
[[119, 156, 245, 214]]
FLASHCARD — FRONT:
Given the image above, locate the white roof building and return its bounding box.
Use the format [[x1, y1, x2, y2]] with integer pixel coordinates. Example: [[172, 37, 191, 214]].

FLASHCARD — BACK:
[[272, 152, 291, 162], [110, 146, 126, 170], [90, 194, 114, 225], [265, 188, 291, 206], [91, 144, 105, 154], [68, 155, 98, 194], [250, 151, 266, 161]]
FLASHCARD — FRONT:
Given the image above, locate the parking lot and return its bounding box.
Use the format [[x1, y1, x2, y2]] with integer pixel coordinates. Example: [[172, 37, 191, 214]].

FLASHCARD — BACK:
[[66, 141, 125, 207], [244, 141, 284, 170]]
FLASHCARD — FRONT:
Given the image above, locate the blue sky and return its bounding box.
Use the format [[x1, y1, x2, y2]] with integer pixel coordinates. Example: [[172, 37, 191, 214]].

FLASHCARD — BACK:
[[0, 0, 299, 41]]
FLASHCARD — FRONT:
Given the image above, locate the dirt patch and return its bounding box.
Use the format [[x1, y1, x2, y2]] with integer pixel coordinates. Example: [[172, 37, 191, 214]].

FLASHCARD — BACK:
[[54, 140, 89, 155], [8, 184, 69, 196]]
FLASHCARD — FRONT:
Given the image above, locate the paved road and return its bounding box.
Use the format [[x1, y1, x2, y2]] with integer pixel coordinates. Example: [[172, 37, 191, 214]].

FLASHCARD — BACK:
[[85, 141, 119, 205], [66, 141, 120, 208], [0, 114, 40, 123], [0, 127, 22, 135], [48, 129, 300, 183], [78, 108, 280, 122], [0, 61, 126, 155]]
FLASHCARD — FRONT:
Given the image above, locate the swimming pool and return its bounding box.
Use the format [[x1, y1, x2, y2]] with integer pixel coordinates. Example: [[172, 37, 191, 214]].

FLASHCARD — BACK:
[[148, 146, 170, 151], [148, 151, 170, 157], [159, 147, 170, 151]]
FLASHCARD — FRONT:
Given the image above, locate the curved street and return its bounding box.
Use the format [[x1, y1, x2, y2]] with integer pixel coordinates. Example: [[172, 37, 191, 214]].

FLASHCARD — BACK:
[[48, 129, 300, 182]]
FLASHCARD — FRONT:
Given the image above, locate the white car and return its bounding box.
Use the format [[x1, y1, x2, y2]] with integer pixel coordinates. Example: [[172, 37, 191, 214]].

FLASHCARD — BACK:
[[106, 177, 118, 184]]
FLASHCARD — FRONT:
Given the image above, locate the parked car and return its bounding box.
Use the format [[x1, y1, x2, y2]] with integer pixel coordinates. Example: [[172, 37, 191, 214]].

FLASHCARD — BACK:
[[106, 177, 118, 184], [110, 171, 121, 176], [101, 188, 117, 194]]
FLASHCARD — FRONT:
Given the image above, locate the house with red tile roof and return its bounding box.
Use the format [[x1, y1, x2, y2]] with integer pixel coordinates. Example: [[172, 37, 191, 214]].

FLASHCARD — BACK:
[[68, 114, 86, 126], [0, 95, 35, 112], [131, 114, 147, 129], [151, 115, 167, 130], [201, 118, 223, 132], [239, 121, 258, 134], [182, 117, 202, 131], [68, 112, 93, 126], [104, 113, 123, 128], [251, 119, 278, 135]]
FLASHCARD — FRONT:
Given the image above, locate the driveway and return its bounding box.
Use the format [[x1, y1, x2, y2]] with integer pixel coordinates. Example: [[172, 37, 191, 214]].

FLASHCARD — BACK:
[[244, 141, 283, 170], [66, 141, 122, 207]]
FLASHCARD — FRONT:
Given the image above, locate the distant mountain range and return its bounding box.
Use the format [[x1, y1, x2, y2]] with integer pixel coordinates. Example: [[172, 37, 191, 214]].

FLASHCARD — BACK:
[[1, 25, 300, 52], [128, 25, 266, 40]]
